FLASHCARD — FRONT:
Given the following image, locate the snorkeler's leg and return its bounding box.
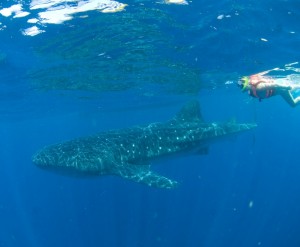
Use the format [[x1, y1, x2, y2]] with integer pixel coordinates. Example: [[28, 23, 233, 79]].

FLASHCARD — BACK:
[[291, 84, 300, 90], [293, 96, 300, 105], [289, 87, 300, 105], [281, 91, 298, 107]]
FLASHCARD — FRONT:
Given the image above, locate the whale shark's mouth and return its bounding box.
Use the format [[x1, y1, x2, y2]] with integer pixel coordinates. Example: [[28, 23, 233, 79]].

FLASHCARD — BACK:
[[32, 152, 46, 166], [32, 150, 56, 168]]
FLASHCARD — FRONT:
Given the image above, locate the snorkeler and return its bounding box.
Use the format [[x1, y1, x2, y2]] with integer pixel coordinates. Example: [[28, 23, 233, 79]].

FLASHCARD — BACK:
[[238, 69, 300, 107]]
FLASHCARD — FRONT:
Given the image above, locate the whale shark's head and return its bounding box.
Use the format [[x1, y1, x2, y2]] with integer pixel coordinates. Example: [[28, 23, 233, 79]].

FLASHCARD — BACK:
[[32, 142, 102, 176], [32, 141, 80, 170], [32, 146, 62, 169]]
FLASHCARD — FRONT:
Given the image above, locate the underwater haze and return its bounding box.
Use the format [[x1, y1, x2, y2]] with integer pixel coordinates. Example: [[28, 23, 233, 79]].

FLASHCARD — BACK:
[[1, 0, 300, 246]]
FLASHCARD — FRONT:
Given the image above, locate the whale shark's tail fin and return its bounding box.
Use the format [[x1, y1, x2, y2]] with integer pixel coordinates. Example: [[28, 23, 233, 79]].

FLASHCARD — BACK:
[[114, 164, 178, 189], [173, 100, 203, 123]]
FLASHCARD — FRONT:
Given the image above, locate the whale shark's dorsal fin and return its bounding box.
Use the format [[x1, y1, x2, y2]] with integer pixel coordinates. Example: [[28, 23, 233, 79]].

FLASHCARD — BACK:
[[174, 100, 203, 123]]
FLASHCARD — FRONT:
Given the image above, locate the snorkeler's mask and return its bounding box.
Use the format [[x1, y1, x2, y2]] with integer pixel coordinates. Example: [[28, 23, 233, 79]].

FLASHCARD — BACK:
[[238, 76, 250, 91]]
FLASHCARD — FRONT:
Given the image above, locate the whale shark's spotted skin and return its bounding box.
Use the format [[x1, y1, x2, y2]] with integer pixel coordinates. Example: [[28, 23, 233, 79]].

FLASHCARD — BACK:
[[32, 101, 256, 189]]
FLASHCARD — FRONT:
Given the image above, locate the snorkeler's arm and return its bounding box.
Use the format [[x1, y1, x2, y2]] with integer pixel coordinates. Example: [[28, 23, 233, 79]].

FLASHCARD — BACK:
[[256, 68, 280, 76]]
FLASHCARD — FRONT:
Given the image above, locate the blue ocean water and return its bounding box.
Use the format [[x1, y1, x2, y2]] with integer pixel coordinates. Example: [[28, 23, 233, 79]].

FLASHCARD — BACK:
[[1, 0, 300, 246]]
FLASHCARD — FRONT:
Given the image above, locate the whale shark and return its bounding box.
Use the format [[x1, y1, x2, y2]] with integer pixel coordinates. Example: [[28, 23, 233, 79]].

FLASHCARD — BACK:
[[32, 100, 256, 189]]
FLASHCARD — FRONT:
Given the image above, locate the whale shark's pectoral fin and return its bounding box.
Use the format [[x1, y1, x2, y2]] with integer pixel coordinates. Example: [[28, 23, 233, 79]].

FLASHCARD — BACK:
[[114, 164, 178, 189]]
